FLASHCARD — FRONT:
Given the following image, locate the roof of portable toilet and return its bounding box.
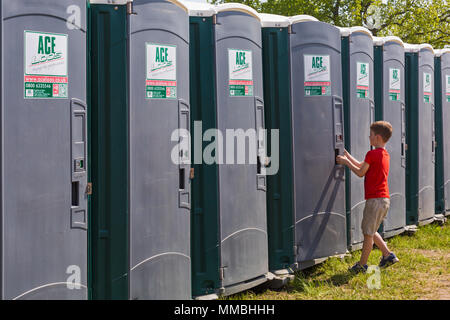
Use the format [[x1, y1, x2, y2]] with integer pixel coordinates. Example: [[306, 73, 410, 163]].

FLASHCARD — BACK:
[[435, 48, 450, 57], [89, 0, 189, 12], [215, 3, 261, 21], [382, 36, 404, 47], [179, 0, 216, 17], [418, 43, 434, 54], [373, 36, 404, 47], [89, 0, 130, 3], [289, 15, 319, 25], [348, 26, 373, 39], [259, 13, 290, 28]]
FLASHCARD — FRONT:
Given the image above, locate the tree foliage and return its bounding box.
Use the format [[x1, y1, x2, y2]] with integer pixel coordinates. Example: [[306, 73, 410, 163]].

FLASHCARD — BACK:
[[208, 0, 449, 48]]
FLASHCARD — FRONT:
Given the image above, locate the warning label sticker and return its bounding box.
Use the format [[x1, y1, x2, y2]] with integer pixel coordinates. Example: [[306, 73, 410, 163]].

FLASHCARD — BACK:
[[446, 75, 450, 103], [229, 49, 253, 97], [357, 62, 370, 99], [304, 55, 331, 96], [389, 68, 401, 101], [24, 31, 68, 99], [423, 72, 432, 103], [146, 43, 177, 99]]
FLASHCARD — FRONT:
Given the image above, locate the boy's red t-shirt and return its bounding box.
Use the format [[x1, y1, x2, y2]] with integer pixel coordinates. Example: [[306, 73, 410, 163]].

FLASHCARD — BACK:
[[364, 148, 390, 199]]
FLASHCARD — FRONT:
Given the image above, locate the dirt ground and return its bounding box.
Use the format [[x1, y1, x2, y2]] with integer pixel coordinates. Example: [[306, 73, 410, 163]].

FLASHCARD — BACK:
[[414, 250, 450, 300]]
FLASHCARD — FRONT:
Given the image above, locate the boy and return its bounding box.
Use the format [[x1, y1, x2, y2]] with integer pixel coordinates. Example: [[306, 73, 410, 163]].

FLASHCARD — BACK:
[[336, 121, 399, 273]]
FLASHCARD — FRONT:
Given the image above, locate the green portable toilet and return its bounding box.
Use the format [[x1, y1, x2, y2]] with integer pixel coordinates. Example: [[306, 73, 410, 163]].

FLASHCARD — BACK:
[[260, 13, 296, 284], [89, 0, 192, 300], [434, 48, 450, 218], [373, 36, 407, 238], [184, 1, 271, 299], [404, 43, 437, 227]]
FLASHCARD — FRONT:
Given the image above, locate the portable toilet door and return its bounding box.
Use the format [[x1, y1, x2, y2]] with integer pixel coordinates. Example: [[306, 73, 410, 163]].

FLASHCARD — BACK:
[[405, 44, 436, 226], [434, 49, 450, 218], [373, 36, 406, 238], [88, 0, 129, 300], [187, 2, 270, 298], [1, 0, 88, 299], [341, 26, 375, 251], [260, 13, 296, 279], [290, 16, 347, 269], [183, 0, 220, 299], [89, 0, 192, 300], [215, 3, 269, 295], [128, 0, 191, 300]]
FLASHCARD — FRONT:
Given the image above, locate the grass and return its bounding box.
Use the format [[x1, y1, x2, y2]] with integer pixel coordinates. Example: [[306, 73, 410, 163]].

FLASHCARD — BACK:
[[224, 220, 450, 300]]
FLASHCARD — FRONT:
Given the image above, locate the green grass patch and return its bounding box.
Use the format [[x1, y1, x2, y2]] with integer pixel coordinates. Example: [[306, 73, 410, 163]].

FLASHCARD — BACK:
[[223, 220, 450, 300]]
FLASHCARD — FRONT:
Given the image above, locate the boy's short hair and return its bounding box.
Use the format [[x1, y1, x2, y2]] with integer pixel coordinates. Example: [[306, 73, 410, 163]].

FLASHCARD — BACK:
[[371, 121, 393, 142]]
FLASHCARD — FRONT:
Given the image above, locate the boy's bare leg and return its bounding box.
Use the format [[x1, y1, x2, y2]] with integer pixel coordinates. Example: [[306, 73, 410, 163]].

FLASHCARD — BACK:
[[373, 232, 391, 257], [359, 235, 374, 266]]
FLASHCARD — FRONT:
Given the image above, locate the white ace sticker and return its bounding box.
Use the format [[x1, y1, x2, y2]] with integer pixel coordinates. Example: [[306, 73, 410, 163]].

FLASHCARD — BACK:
[[357, 62, 370, 99], [357, 62, 370, 87], [146, 43, 177, 99], [304, 55, 331, 82], [389, 68, 401, 90], [423, 72, 432, 103], [303, 55, 331, 96], [445, 75, 450, 101], [25, 31, 68, 76], [228, 49, 253, 81], [389, 68, 401, 101], [228, 49, 253, 97], [24, 31, 68, 99]]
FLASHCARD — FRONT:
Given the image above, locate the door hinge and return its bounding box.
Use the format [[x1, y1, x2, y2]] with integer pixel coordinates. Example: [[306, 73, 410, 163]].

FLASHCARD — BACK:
[[86, 183, 93, 195], [190, 168, 195, 180], [127, 1, 137, 15], [219, 267, 226, 280], [213, 14, 217, 25]]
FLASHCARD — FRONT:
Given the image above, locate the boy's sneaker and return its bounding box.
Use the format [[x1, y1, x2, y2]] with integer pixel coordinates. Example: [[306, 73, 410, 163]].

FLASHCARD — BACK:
[[348, 262, 368, 274], [379, 252, 399, 268]]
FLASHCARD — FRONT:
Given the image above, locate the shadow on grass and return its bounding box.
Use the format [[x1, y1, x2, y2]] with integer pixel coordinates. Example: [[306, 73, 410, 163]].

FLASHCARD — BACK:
[[286, 271, 357, 293]]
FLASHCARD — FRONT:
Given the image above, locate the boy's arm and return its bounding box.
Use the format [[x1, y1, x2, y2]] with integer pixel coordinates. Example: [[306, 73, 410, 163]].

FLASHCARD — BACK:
[[337, 155, 370, 177], [345, 160, 370, 178], [344, 150, 363, 169]]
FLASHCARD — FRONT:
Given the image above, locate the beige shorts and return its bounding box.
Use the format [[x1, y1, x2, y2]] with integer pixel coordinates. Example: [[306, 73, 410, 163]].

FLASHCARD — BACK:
[[361, 198, 390, 236]]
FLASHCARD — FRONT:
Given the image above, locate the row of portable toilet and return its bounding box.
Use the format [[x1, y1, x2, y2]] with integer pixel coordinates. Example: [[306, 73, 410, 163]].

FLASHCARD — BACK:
[[0, 0, 449, 300]]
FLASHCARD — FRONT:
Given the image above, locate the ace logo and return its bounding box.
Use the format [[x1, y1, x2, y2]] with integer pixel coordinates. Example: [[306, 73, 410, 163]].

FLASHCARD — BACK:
[[356, 62, 370, 99], [228, 49, 253, 97], [236, 51, 247, 66], [24, 31, 68, 99], [446, 75, 450, 102], [303, 55, 331, 96], [146, 43, 177, 99], [392, 69, 399, 82], [423, 72, 432, 103], [389, 68, 401, 101], [312, 56, 323, 68], [25, 31, 67, 76], [229, 49, 252, 79], [358, 63, 369, 82]]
